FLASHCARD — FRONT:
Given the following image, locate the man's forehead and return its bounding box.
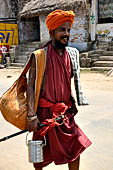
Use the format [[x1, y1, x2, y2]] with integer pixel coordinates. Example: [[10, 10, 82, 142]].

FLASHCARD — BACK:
[[56, 22, 71, 29]]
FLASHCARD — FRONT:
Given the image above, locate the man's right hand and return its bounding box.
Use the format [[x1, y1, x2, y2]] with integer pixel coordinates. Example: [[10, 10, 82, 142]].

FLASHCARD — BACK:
[[27, 118, 40, 132]]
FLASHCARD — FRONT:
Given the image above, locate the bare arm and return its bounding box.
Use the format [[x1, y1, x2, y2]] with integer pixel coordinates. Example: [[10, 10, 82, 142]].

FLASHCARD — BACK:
[[27, 54, 36, 117], [27, 54, 40, 132]]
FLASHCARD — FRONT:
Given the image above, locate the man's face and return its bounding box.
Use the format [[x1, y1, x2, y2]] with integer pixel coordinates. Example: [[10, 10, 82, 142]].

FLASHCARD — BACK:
[[50, 22, 71, 49]]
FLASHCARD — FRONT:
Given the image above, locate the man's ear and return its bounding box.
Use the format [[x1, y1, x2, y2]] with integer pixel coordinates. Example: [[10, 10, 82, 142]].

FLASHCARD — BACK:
[[49, 30, 55, 39]]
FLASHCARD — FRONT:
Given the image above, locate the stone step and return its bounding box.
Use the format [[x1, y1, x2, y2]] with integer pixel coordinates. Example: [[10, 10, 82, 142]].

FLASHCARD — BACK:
[[10, 63, 25, 67], [15, 55, 28, 60], [90, 57, 113, 63], [19, 51, 31, 57], [21, 42, 42, 49], [95, 44, 109, 50], [21, 49, 40, 56], [107, 46, 113, 51], [22, 44, 41, 49], [15, 55, 28, 64], [25, 41, 43, 45], [79, 51, 94, 58], [102, 51, 113, 56], [109, 42, 113, 46], [99, 56, 113, 61], [6, 66, 23, 69], [9, 41, 44, 66], [90, 54, 100, 63], [93, 61, 113, 67], [15, 59, 28, 64], [80, 49, 107, 58], [90, 54, 100, 58], [91, 66, 113, 71], [20, 47, 37, 52], [81, 49, 113, 59], [93, 49, 105, 54], [98, 42, 110, 45]]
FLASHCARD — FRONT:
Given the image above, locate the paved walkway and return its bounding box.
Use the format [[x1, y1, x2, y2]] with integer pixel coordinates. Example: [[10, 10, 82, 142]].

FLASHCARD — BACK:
[[0, 69, 113, 170]]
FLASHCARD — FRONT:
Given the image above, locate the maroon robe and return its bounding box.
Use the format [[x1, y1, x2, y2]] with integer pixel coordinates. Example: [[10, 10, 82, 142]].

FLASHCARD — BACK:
[[33, 43, 92, 168]]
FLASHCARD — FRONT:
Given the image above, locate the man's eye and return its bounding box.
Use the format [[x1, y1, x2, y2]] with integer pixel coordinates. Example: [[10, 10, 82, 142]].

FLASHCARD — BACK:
[[59, 28, 65, 32]]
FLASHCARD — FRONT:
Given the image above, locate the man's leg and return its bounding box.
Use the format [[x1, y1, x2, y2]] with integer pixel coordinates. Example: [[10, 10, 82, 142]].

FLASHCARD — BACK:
[[68, 156, 80, 170], [35, 168, 42, 170]]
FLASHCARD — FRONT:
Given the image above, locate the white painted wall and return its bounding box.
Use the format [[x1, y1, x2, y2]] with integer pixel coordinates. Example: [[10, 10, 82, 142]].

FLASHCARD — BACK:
[[97, 23, 113, 42], [39, 15, 50, 42], [70, 16, 89, 43]]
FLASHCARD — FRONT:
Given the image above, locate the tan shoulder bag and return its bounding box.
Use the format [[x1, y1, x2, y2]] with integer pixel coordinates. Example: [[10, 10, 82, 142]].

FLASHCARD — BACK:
[[0, 49, 46, 130]]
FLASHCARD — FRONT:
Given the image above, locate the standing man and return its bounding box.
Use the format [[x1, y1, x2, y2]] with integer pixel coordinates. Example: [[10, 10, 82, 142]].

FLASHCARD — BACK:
[[27, 10, 92, 170]]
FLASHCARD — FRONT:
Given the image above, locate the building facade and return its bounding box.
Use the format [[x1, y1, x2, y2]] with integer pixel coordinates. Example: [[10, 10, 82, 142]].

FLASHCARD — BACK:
[[19, 0, 91, 51], [0, 0, 113, 52], [97, 0, 113, 42], [90, 0, 113, 43], [0, 0, 19, 54], [0, 0, 18, 23]]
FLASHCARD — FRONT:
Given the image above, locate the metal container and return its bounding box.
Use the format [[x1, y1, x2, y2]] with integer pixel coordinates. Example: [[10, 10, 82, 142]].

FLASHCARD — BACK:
[[26, 133, 46, 163]]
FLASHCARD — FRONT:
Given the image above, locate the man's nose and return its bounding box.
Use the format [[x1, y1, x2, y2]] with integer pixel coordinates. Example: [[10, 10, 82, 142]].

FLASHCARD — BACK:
[[65, 29, 70, 36]]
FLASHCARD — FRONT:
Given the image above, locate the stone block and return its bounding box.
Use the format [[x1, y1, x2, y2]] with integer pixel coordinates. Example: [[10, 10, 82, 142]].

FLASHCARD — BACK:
[[80, 57, 91, 67], [81, 52, 89, 58], [80, 57, 86, 67], [86, 58, 91, 67]]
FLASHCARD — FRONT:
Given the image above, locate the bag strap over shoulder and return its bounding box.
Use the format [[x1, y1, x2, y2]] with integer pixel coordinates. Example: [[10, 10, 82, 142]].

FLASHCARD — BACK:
[[33, 49, 47, 112], [20, 48, 47, 79], [18, 48, 46, 113]]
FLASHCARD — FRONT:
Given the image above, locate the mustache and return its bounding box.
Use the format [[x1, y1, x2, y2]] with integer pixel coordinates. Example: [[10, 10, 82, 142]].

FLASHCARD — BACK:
[[60, 35, 69, 41]]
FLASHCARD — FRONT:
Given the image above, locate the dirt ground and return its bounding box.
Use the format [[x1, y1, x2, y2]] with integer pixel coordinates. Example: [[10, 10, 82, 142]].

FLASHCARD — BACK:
[[0, 68, 113, 170], [0, 68, 113, 91]]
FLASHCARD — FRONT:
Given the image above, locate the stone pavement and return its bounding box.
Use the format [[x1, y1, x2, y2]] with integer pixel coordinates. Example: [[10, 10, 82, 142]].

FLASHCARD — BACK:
[[0, 69, 113, 170]]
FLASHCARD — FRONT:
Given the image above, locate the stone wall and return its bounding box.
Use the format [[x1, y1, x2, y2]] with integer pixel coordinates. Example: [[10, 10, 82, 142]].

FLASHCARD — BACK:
[[0, 0, 13, 19], [0, 0, 18, 19], [69, 4, 90, 51], [70, 4, 90, 43]]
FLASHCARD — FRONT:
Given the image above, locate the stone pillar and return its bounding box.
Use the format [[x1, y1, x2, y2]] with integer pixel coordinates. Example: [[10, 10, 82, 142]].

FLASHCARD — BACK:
[[90, 0, 97, 41]]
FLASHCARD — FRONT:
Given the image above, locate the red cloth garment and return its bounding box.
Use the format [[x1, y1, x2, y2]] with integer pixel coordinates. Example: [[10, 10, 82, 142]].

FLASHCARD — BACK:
[[33, 43, 92, 168], [36, 98, 71, 137]]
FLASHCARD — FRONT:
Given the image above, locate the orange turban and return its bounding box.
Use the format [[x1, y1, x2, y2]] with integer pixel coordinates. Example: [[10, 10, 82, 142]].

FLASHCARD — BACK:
[[46, 10, 75, 31]]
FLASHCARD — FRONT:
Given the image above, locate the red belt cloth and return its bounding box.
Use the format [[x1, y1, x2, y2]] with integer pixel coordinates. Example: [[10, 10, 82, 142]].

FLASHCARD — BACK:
[[37, 98, 71, 136]]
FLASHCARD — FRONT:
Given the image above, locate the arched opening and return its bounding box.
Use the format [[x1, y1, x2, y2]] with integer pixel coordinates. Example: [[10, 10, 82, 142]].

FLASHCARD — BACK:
[[19, 16, 40, 44]]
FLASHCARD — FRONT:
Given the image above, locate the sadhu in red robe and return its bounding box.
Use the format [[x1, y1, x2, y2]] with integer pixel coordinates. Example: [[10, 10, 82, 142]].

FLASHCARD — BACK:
[[33, 42, 92, 168]]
